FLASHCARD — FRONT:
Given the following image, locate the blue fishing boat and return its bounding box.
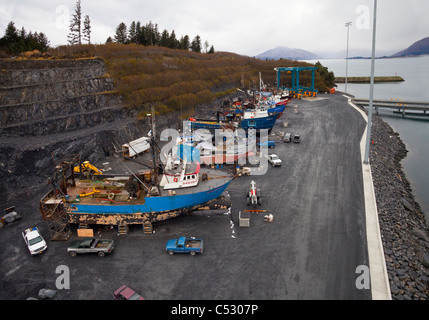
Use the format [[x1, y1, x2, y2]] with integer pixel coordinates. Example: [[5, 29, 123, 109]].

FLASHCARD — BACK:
[[189, 119, 236, 131], [188, 111, 237, 131], [189, 107, 279, 133], [66, 166, 232, 215], [39, 112, 233, 236], [264, 103, 285, 119], [240, 109, 278, 131]]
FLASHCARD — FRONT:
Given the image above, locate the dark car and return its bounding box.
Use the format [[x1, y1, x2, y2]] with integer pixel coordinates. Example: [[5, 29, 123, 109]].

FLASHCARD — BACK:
[[113, 285, 145, 300], [293, 135, 301, 143]]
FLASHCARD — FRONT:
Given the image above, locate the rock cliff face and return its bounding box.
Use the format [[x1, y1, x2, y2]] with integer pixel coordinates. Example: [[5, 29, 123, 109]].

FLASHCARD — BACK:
[[0, 58, 240, 205], [0, 59, 123, 137], [0, 59, 152, 204]]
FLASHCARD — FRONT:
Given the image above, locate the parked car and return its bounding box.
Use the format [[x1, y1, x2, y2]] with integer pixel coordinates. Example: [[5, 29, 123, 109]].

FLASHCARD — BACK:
[[268, 154, 282, 167], [293, 135, 301, 143], [67, 238, 114, 257], [259, 140, 276, 148], [113, 285, 145, 300], [166, 237, 204, 255], [22, 227, 47, 255], [284, 133, 291, 143]]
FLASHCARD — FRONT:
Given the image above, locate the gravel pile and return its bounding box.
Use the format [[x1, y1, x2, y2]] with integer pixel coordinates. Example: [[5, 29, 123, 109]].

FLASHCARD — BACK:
[[369, 115, 429, 300]]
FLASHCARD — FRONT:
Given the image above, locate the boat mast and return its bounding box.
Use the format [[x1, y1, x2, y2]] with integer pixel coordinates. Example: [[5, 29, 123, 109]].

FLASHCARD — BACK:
[[148, 104, 159, 185]]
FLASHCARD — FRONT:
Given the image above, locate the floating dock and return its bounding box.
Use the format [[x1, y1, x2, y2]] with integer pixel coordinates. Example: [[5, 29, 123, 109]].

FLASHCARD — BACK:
[[352, 98, 429, 116]]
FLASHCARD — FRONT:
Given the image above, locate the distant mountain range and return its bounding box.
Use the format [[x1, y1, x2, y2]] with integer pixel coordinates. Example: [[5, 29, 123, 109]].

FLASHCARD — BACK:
[[257, 36, 429, 60], [256, 46, 320, 60], [391, 37, 429, 58]]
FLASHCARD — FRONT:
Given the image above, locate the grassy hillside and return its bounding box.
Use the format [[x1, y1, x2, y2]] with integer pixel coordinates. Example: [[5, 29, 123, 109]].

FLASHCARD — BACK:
[[49, 44, 332, 117]]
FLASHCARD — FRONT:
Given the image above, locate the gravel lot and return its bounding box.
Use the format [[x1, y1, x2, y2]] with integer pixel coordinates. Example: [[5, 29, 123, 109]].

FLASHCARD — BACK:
[[0, 93, 372, 300]]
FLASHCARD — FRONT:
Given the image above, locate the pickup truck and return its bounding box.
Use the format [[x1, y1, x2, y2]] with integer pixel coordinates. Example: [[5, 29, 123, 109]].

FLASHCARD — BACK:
[[22, 227, 47, 255], [268, 154, 282, 167], [258, 140, 276, 148], [166, 237, 204, 255], [67, 238, 114, 257]]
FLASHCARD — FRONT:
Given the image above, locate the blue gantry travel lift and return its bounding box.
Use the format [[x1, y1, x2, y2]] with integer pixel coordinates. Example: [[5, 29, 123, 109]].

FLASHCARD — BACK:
[[274, 67, 318, 99]]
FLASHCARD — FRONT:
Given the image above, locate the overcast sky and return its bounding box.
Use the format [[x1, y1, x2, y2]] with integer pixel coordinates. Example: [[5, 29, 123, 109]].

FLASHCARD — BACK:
[[1, 0, 428, 57]]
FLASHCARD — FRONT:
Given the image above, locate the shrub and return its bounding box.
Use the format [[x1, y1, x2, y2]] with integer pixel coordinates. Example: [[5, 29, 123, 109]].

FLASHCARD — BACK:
[[55, 44, 334, 115]]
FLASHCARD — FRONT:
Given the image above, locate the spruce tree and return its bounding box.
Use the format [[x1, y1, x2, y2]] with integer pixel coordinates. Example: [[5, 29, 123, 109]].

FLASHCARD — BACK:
[[0, 21, 50, 54], [180, 35, 190, 51], [191, 35, 201, 53], [68, 0, 82, 45], [83, 14, 91, 44], [160, 29, 170, 47], [114, 22, 128, 44], [3, 21, 19, 54], [128, 21, 137, 44]]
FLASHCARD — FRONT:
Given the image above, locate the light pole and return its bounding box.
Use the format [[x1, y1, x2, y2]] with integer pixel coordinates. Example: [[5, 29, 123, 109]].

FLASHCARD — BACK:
[[363, 0, 378, 164], [345, 21, 352, 93]]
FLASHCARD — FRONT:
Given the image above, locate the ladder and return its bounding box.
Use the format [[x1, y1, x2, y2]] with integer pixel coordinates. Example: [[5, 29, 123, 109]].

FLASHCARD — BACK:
[[118, 224, 129, 235], [143, 221, 153, 235]]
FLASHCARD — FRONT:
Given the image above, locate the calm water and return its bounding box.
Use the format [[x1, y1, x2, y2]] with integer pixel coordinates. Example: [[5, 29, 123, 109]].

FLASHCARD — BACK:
[[308, 56, 429, 216]]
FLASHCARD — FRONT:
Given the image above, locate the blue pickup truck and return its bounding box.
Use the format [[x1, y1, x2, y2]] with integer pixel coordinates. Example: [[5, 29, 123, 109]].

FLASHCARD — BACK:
[[165, 237, 204, 255], [258, 140, 276, 148]]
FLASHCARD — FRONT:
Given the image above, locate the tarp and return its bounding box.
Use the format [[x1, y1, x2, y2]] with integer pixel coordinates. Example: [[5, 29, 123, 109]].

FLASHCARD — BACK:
[[177, 145, 201, 162], [195, 141, 215, 150]]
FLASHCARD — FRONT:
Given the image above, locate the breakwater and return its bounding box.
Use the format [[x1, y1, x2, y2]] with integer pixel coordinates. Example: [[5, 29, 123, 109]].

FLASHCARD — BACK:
[[335, 76, 404, 83], [369, 114, 429, 300]]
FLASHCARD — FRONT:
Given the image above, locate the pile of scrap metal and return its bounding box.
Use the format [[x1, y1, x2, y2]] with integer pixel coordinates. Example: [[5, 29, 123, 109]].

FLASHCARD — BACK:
[[1, 206, 21, 229]]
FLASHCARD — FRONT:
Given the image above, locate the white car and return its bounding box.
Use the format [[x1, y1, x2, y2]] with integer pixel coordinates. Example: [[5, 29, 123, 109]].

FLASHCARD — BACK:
[[22, 227, 47, 255], [268, 154, 282, 167]]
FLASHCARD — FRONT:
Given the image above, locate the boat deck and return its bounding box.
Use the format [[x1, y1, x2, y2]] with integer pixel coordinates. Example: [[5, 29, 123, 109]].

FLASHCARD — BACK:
[[65, 166, 233, 206]]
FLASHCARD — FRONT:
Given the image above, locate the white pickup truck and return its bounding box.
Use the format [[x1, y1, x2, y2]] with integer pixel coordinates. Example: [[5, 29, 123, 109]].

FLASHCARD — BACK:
[[267, 154, 282, 167], [22, 227, 47, 255]]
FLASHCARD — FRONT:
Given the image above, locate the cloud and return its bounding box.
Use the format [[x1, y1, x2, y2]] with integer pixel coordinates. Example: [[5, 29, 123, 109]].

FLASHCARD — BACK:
[[1, 0, 428, 57]]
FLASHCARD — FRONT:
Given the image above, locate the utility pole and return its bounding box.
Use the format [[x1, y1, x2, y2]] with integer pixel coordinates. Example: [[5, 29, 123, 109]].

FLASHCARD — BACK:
[[345, 21, 352, 93], [363, 0, 378, 164]]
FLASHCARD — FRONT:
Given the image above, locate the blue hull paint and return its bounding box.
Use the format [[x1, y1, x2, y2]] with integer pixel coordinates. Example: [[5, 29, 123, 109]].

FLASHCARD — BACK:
[[190, 113, 279, 132], [240, 113, 278, 131], [267, 105, 285, 117], [70, 181, 231, 215]]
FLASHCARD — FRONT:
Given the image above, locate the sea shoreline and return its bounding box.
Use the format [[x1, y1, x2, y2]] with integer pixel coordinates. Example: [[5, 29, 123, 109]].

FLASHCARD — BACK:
[[368, 113, 429, 300]]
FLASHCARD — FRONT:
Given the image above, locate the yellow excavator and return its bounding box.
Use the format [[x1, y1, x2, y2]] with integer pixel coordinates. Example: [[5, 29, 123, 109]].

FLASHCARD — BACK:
[[74, 161, 103, 175]]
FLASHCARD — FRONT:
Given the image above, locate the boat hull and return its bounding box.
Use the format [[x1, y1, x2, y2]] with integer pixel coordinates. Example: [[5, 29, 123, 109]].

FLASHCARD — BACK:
[[68, 180, 231, 215], [190, 121, 235, 131], [267, 105, 286, 119], [240, 113, 278, 131]]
